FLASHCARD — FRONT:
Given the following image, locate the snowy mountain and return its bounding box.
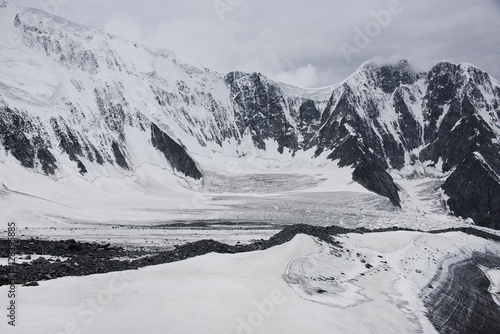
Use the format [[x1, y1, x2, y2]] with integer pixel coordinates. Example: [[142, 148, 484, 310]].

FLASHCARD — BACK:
[[316, 60, 500, 228], [1, 2, 500, 228]]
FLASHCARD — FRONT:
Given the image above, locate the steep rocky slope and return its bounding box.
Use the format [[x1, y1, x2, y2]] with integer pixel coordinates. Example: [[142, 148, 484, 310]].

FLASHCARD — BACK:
[[316, 60, 500, 226]]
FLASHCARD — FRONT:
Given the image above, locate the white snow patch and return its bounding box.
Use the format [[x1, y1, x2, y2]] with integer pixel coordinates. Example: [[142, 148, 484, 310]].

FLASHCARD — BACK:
[[481, 267, 500, 307]]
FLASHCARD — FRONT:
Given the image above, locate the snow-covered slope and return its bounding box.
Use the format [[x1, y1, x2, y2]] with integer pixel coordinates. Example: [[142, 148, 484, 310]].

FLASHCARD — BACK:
[[0, 3, 325, 182], [2, 231, 499, 334], [1, 2, 500, 228], [316, 60, 500, 227]]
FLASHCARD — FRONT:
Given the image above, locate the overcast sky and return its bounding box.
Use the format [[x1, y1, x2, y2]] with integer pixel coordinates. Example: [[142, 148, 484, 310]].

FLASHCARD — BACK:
[[14, 0, 500, 88]]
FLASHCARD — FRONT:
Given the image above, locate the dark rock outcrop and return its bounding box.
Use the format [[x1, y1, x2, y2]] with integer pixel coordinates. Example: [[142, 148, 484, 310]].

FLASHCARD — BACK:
[[442, 154, 500, 229], [151, 123, 202, 180], [225, 72, 299, 153], [50, 117, 87, 175], [0, 107, 57, 174], [3, 224, 500, 289], [352, 158, 401, 207], [298, 99, 322, 148], [111, 141, 129, 170]]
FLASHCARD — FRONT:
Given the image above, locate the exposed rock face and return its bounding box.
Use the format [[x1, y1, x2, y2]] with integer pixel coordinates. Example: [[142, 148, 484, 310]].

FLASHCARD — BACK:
[[352, 158, 401, 206], [298, 99, 322, 149], [442, 154, 500, 229], [0, 107, 57, 174], [151, 123, 202, 180], [111, 141, 129, 170], [317, 60, 423, 170], [315, 60, 500, 224], [420, 63, 500, 172], [50, 117, 89, 174], [225, 72, 299, 154]]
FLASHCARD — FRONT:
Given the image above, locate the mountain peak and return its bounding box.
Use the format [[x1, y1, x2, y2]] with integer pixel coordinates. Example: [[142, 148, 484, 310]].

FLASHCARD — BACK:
[[356, 58, 413, 72], [429, 60, 489, 77], [347, 58, 420, 94]]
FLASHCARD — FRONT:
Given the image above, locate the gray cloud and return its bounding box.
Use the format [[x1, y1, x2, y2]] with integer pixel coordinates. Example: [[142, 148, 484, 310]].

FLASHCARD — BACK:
[[14, 0, 500, 87]]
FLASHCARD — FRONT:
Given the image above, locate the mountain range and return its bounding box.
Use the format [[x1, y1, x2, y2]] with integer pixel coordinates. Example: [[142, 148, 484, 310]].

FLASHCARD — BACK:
[[1, 2, 499, 229]]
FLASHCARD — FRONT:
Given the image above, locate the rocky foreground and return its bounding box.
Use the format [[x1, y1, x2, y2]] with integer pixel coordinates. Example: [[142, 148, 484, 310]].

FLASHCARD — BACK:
[[0, 224, 498, 286], [0, 224, 338, 286], [2, 224, 500, 334]]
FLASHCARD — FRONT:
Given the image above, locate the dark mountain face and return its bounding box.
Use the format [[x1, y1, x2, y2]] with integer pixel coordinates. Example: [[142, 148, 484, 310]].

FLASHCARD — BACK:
[[313, 60, 500, 227], [151, 123, 202, 180], [225, 72, 299, 154], [316, 62, 424, 171], [298, 99, 322, 149], [442, 154, 500, 229], [362, 59, 420, 94], [0, 107, 57, 174]]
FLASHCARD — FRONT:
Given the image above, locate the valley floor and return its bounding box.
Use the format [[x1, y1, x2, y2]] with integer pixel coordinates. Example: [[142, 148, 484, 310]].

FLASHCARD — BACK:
[[0, 162, 471, 249], [1, 164, 499, 333], [1, 229, 500, 334]]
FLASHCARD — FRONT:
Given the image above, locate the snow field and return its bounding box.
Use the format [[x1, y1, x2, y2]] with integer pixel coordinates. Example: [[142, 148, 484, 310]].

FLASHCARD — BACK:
[[3, 231, 498, 333]]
